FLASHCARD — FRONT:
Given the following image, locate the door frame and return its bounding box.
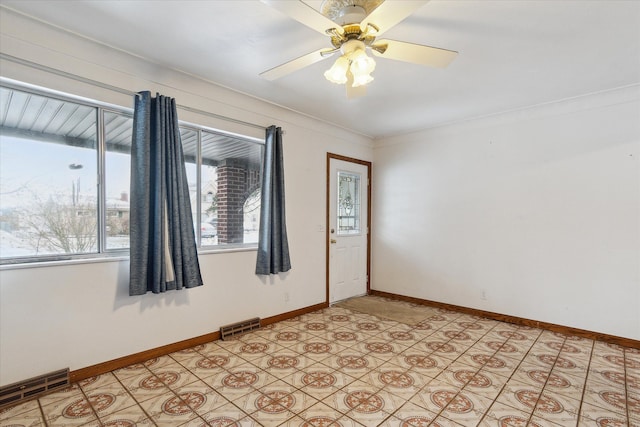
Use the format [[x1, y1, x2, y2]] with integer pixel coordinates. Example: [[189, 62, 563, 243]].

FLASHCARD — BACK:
[[326, 153, 372, 304]]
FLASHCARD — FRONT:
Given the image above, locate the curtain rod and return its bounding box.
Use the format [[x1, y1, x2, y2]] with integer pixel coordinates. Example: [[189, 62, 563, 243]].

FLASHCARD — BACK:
[[0, 53, 267, 132]]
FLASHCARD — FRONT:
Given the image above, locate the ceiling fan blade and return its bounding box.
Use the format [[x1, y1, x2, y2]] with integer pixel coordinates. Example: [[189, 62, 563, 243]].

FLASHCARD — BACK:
[[260, 48, 335, 81], [360, 0, 430, 36], [371, 39, 457, 68], [346, 72, 367, 99], [261, 0, 343, 36]]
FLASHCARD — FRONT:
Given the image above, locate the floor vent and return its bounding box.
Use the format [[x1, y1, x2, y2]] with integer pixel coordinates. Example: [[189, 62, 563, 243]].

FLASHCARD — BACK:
[[0, 368, 70, 409], [220, 317, 261, 340]]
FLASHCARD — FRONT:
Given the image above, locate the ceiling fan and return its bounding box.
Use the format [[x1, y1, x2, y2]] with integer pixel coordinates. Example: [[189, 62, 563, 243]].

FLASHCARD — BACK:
[[259, 0, 458, 98]]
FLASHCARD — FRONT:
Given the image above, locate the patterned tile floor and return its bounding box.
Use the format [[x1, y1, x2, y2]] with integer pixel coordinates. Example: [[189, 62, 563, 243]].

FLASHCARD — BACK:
[[2, 297, 639, 426]]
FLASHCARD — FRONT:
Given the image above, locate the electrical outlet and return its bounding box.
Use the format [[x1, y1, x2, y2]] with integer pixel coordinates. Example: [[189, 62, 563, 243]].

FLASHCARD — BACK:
[[284, 292, 290, 302], [481, 290, 487, 301]]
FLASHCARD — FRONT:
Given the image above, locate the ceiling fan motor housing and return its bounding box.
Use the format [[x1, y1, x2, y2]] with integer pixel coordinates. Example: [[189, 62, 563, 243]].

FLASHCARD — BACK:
[[335, 5, 367, 25], [329, 23, 370, 48], [321, 0, 384, 23], [321, 1, 381, 49]]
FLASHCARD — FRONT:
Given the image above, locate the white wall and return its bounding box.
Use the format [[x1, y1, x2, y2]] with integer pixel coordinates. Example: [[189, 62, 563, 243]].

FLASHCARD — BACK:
[[0, 9, 373, 385], [372, 86, 640, 341]]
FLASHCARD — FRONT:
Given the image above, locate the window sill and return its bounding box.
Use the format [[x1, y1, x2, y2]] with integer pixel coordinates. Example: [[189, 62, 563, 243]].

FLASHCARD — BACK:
[[198, 245, 258, 255], [0, 253, 129, 271], [0, 246, 258, 271]]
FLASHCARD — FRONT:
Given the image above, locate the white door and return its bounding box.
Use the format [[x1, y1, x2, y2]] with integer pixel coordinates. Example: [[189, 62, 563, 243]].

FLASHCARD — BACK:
[[329, 157, 369, 304]]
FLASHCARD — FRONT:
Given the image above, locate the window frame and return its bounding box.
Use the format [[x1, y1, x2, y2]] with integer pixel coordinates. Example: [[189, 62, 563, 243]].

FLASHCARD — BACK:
[[0, 81, 264, 267]]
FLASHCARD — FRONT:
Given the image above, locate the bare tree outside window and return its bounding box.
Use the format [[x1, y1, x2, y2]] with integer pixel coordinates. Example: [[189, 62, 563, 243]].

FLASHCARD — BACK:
[[18, 193, 97, 254]]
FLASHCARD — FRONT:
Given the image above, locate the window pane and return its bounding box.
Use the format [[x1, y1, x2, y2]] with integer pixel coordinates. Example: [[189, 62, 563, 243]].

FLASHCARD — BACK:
[[337, 171, 361, 235], [0, 87, 98, 258], [201, 162, 218, 246], [243, 187, 260, 244], [179, 127, 199, 243], [104, 111, 132, 250], [201, 131, 262, 246]]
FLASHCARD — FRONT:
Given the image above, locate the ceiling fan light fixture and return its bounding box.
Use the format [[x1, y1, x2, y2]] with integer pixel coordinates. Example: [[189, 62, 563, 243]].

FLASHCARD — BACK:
[[324, 55, 350, 84], [350, 69, 374, 87], [347, 48, 375, 87], [348, 48, 375, 74]]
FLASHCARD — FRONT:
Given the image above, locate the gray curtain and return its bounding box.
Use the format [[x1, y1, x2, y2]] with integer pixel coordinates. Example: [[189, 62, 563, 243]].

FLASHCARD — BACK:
[[256, 126, 291, 275], [129, 91, 203, 295]]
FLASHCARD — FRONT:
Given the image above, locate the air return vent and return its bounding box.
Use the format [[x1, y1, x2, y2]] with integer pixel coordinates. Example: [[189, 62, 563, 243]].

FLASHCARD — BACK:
[[220, 317, 261, 340], [0, 368, 69, 409]]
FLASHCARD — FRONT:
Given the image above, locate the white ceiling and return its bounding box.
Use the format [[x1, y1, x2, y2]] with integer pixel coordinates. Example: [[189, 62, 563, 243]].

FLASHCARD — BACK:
[[2, 0, 639, 138]]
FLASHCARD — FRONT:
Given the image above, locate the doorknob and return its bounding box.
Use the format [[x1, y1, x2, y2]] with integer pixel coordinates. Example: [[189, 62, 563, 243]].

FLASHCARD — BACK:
[[330, 239, 337, 244]]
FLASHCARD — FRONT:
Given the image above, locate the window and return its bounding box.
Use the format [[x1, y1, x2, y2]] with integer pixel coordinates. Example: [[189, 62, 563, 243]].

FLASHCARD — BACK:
[[0, 88, 99, 258], [104, 110, 133, 250], [0, 83, 263, 264], [337, 171, 361, 235]]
